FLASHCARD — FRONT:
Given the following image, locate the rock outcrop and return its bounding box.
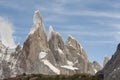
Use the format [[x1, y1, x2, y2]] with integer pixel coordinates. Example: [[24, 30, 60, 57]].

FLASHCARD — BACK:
[[99, 43, 120, 80]]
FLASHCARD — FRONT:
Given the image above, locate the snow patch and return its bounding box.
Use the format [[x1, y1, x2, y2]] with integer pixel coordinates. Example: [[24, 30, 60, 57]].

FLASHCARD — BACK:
[[5, 54, 10, 61], [69, 44, 76, 49], [42, 59, 60, 75], [61, 65, 78, 70], [61, 60, 78, 70], [77, 53, 80, 56], [39, 52, 47, 59], [67, 60, 74, 66], [58, 48, 64, 54], [94, 69, 97, 73]]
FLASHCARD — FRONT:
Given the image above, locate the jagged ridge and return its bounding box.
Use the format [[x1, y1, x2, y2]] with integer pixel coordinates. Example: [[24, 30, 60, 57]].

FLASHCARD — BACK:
[[0, 10, 102, 79]]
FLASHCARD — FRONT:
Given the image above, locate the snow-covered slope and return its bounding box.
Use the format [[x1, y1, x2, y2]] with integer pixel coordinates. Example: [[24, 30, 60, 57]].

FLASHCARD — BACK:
[[0, 41, 22, 79]]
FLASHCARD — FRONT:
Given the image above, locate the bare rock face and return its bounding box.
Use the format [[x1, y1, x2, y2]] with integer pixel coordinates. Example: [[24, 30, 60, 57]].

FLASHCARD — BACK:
[[23, 10, 48, 61], [48, 26, 67, 66], [66, 36, 87, 58], [20, 10, 57, 75], [102, 43, 120, 80]]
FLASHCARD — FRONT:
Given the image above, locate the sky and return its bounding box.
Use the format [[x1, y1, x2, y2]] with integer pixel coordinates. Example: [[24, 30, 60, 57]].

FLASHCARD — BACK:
[[0, 0, 120, 66]]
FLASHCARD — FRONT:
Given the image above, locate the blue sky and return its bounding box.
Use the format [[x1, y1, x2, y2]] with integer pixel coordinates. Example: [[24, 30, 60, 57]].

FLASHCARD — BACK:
[[0, 0, 120, 66]]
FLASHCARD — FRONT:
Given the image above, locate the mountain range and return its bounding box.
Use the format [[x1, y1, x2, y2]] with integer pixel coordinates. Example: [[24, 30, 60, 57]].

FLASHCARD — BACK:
[[1, 10, 114, 79]]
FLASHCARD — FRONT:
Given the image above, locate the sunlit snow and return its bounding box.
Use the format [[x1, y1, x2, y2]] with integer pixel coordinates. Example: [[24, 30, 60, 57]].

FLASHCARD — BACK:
[[39, 52, 47, 59], [42, 59, 60, 75]]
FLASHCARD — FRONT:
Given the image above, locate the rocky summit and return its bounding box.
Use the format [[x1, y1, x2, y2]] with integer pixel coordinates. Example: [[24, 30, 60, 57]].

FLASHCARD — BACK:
[[0, 10, 102, 79]]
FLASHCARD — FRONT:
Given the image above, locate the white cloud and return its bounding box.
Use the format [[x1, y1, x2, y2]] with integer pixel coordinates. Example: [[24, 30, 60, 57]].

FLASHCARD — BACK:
[[35, 2, 120, 24], [0, 16, 16, 48]]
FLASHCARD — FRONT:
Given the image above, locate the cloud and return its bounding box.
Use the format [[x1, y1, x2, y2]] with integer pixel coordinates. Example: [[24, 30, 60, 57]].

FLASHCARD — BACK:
[[84, 41, 115, 44], [33, 0, 120, 24], [48, 9, 120, 19], [0, 0, 36, 11], [0, 16, 15, 48]]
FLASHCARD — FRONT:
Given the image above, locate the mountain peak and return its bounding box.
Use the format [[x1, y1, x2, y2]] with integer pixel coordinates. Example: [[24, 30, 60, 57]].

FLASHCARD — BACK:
[[33, 10, 42, 25], [0, 10, 102, 78], [35, 10, 40, 14], [67, 35, 79, 46], [48, 25, 61, 41], [49, 25, 54, 33], [67, 35, 83, 47], [68, 35, 75, 40], [29, 10, 44, 34]]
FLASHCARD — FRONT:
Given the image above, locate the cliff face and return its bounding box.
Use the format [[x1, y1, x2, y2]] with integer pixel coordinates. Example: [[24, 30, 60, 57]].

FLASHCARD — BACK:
[[0, 10, 101, 79], [100, 43, 120, 80]]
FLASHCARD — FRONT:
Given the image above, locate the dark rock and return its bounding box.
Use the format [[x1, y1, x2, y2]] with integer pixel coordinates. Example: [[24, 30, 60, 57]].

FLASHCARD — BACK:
[[101, 43, 120, 80]]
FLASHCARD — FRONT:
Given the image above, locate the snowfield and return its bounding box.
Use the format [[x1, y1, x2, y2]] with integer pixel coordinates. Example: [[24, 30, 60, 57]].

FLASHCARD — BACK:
[[61, 65, 78, 70]]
